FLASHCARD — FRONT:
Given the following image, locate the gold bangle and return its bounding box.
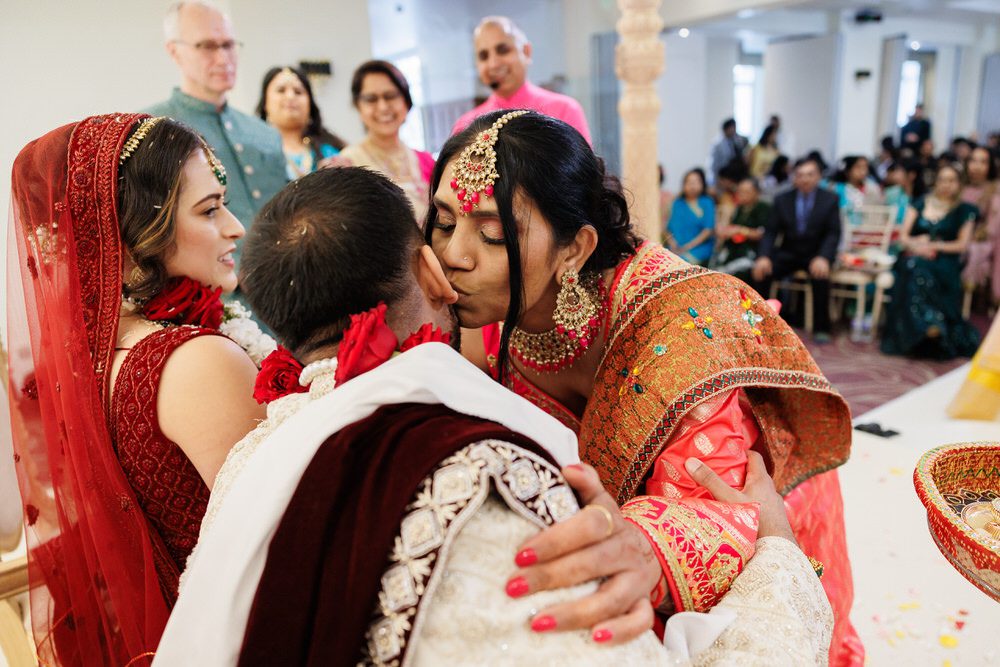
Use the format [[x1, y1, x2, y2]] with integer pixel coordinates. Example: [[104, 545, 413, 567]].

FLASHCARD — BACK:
[[808, 556, 824, 579], [585, 504, 615, 539]]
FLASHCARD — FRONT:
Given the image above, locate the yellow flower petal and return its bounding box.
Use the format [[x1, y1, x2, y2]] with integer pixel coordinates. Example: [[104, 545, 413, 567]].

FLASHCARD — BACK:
[[939, 634, 959, 649]]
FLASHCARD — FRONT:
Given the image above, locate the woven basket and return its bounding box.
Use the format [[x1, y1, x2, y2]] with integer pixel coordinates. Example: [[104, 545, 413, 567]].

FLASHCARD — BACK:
[[913, 441, 1000, 601]]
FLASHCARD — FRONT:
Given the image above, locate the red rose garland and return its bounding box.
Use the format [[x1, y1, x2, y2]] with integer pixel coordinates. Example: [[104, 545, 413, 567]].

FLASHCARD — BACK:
[[142, 276, 224, 329], [398, 322, 452, 353], [253, 346, 308, 404], [333, 303, 398, 385], [252, 303, 453, 403]]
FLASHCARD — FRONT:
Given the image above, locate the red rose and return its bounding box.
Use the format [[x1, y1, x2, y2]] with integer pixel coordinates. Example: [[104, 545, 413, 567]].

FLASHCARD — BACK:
[[143, 277, 224, 329], [399, 323, 452, 352], [253, 346, 307, 404], [333, 303, 398, 385]]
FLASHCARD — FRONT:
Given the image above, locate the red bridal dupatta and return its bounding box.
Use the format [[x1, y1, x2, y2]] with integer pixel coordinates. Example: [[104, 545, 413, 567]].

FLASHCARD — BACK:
[[8, 114, 169, 665]]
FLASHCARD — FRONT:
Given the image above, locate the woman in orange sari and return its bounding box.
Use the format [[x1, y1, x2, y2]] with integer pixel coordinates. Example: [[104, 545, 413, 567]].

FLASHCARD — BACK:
[[428, 110, 862, 664]]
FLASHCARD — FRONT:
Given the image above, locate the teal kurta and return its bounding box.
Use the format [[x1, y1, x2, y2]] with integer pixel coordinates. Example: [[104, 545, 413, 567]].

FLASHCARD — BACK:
[[143, 88, 288, 267]]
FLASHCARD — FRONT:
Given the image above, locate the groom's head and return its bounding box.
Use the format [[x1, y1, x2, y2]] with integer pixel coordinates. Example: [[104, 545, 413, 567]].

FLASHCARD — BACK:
[[240, 167, 458, 358]]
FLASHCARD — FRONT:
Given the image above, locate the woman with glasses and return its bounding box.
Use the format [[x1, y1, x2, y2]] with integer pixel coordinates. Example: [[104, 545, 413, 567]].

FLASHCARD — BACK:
[[332, 60, 434, 223]]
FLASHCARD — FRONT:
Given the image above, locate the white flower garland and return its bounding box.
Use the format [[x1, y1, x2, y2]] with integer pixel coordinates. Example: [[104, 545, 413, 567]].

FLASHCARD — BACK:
[[219, 301, 277, 368]]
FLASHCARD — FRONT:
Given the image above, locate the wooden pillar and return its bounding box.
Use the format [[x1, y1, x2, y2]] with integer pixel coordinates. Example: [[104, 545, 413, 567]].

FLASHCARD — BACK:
[[616, 0, 664, 242]]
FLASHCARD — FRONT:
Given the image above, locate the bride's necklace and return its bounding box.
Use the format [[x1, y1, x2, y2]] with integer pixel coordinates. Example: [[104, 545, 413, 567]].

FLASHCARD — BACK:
[[509, 272, 606, 373]]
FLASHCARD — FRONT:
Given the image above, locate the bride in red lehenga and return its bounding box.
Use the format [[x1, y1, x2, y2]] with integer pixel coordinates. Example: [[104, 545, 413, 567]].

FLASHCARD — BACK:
[[7, 113, 265, 665]]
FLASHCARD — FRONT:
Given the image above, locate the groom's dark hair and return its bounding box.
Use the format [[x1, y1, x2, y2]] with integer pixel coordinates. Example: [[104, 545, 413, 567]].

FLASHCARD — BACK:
[[240, 167, 424, 354]]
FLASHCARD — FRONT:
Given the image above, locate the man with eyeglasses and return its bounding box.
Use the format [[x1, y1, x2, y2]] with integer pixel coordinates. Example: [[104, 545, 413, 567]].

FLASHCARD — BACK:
[[451, 16, 591, 145], [145, 1, 286, 268]]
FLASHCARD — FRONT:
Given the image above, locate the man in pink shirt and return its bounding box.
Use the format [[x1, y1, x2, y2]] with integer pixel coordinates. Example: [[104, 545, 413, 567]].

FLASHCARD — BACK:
[[451, 16, 592, 144]]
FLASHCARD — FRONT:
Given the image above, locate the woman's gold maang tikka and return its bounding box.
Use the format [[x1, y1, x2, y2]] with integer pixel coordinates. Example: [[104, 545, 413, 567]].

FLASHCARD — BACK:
[[449, 110, 529, 214]]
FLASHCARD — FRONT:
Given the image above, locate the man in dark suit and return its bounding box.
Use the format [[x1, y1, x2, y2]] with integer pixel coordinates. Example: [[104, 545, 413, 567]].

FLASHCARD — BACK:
[[899, 104, 932, 154], [752, 156, 841, 341]]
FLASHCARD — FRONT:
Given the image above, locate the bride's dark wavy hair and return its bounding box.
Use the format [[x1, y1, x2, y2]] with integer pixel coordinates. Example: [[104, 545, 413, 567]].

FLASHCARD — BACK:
[[425, 110, 640, 381]]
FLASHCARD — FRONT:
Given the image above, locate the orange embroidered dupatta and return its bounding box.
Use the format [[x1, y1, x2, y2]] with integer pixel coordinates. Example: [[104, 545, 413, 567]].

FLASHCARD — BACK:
[[488, 243, 852, 617], [582, 242, 851, 503]]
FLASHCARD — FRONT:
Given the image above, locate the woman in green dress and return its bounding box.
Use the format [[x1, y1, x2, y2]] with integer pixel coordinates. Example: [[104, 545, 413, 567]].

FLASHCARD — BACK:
[[881, 165, 981, 358], [710, 177, 770, 282]]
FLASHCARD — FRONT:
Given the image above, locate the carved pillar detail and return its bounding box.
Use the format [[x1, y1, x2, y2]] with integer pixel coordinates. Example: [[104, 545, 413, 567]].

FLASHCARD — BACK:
[[616, 0, 664, 242]]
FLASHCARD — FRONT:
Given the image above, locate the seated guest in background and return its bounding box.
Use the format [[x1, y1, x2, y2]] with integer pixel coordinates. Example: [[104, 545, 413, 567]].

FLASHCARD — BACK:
[[882, 165, 981, 358], [806, 150, 830, 180], [256, 66, 345, 180], [875, 135, 897, 183], [950, 136, 975, 164], [711, 177, 770, 283], [333, 60, 434, 223], [830, 155, 884, 226], [961, 145, 1000, 307], [665, 168, 716, 265], [708, 118, 749, 187], [714, 161, 749, 230], [753, 156, 841, 342], [146, 1, 286, 252], [884, 158, 928, 225], [748, 124, 779, 179], [158, 167, 833, 665], [760, 154, 791, 202], [452, 16, 591, 143], [883, 161, 911, 227], [917, 139, 937, 190]]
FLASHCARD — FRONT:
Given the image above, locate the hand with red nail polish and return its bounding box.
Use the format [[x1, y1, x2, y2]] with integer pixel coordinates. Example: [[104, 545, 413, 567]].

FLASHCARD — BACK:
[[503, 463, 658, 646], [530, 615, 557, 632], [505, 576, 529, 598], [515, 548, 537, 567]]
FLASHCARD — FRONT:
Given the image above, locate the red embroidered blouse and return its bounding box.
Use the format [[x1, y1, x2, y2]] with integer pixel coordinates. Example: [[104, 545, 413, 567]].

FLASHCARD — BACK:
[[109, 325, 217, 596]]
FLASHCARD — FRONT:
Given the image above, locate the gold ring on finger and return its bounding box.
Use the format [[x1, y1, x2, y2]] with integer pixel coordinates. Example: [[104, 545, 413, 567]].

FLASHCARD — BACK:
[[585, 504, 615, 539]]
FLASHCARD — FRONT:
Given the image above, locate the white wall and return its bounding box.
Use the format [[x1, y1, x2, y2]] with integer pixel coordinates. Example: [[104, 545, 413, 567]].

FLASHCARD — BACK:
[[764, 33, 842, 162], [561, 0, 618, 129], [834, 22, 883, 157], [705, 36, 739, 148], [0, 0, 373, 220], [833, 15, 1000, 157], [658, 33, 710, 192]]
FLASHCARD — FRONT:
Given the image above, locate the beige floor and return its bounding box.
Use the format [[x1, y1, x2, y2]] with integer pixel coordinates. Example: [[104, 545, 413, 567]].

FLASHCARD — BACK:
[[842, 364, 999, 667]]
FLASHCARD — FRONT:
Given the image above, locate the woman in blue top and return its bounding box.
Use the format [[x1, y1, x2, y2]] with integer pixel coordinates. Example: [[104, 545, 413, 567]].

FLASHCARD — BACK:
[[665, 168, 715, 264], [830, 155, 883, 227], [257, 66, 346, 180]]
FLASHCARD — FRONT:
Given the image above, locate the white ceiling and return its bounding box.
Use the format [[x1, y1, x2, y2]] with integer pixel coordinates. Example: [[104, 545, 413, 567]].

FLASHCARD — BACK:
[[688, 0, 1000, 53], [777, 0, 1000, 22]]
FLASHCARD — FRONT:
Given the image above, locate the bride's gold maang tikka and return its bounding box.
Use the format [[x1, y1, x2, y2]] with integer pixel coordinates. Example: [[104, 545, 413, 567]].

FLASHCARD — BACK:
[[449, 109, 529, 214], [120, 116, 166, 165], [119, 116, 227, 186]]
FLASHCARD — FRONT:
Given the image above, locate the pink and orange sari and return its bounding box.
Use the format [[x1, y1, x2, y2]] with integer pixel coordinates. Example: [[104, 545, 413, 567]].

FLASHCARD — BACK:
[[486, 242, 862, 665]]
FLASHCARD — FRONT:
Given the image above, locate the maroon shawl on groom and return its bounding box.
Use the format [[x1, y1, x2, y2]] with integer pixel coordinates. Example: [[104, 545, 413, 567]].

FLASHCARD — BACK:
[[237, 402, 557, 666]]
